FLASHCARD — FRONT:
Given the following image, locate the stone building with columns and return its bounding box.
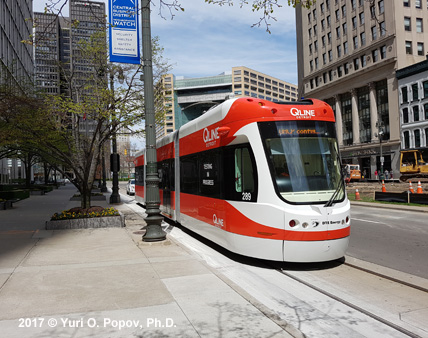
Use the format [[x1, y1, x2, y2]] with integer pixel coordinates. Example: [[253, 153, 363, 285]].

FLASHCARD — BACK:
[[296, 0, 428, 179]]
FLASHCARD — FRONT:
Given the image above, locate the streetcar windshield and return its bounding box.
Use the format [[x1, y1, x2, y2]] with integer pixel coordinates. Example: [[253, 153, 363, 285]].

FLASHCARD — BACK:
[[259, 120, 345, 204]]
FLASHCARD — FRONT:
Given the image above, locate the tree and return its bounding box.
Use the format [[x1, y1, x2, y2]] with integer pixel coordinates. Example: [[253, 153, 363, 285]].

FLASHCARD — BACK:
[[2, 27, 171, 208], [32, 30, 171, 208]]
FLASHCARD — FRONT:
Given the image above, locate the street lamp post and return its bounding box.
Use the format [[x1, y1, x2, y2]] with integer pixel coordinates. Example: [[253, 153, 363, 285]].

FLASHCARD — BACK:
[[141, 0, 166, 241], [109, 68, 121, 204], [376, 120, 385, 181]]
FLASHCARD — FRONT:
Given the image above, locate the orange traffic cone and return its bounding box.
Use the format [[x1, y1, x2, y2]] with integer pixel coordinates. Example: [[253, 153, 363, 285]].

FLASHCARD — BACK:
[[417, 181, 423, 194], [381, 180, 386, 192], [409, 181, 414, 193], [355, 189, 361, 200]]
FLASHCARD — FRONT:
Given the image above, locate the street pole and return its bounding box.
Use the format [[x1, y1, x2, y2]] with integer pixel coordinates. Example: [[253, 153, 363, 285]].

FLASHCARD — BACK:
[[141, 0, 166, 241], [109, 71, 121, 204]]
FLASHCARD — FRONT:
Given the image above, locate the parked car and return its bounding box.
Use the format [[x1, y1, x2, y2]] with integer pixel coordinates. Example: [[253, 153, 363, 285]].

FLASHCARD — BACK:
[[126, 179, 135, 195]]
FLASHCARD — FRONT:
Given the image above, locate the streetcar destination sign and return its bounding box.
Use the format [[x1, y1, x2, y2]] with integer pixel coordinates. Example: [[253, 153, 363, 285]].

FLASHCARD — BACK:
[[109, 0, 140, 64]]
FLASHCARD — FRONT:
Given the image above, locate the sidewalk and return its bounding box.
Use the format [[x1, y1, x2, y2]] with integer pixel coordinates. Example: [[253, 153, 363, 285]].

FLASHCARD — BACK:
[[0, 185, 296, 337]]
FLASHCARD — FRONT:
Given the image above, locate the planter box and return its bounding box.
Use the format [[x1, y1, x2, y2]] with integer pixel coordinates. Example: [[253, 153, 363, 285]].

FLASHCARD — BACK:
[[31, 190, 45, 195], [70, 195, 106, 201], [46, 213, 125, 230]]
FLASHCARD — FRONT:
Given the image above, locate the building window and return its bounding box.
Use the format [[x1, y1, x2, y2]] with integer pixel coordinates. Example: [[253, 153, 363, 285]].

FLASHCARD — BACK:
[[351, 0, 357, 10], [335, 9, 340, 21], [403, 0, 410, 7], [310, 60, 314, 71], [416, 18, 423, 32], [336, 26, 341, 38], [404, 131, 410, 149], [380, 21, 386, 36], [415, 0, 421, 8], [321, 19, 325, 31], [341, 93, 353, 145], [423, 81, 428, 98], [352, 16, 357, 30], [337, 65, 343, 77], [354, 57, 360, 70], [314, 40, 318, 51], [426, 128, 428, 147], [344, 62, 350, 75], [381, 45, 387, 59], [327, 32, 332, 44], [361, 54, 367, 67], [342, 5, 347, 17], [403, 108, 409, 123], [404, 17, 411, 31], [359, 12, 365, 25], [308, 12, 312, 22], [401, 86, 408, 103], [412, 83, 419, 101], [372, 49, 378, 62], [406, 41, 412, 54], [375, 80, 388, 141], [337, 45, 342, 57], [415, 129, 421, 148], [360, 32, 366, 46], [328, 49, 333, 61], [343, 22, 348, 35], [358, 86, 371, 143], [327, 15, 331, 27], [353, 36, 359, 49], [425, 103, 428, 119], [323, 53, 327, 64], [413, 105, 420, 121], [371, 25, 377, 40], [370, 5, 376, 18], [417, 42, 424, 56], [378, 0, 385, 13], [322, 35, 326, 46], [314, 24, 318, 35], [344, 41, 348, 54]]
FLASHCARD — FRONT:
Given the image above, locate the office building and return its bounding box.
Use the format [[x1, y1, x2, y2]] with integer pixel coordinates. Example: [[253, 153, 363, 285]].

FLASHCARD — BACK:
[[0, 0, 33, 183], [397, 58, 428, 150], [296, 0, 428, 178], [34, 0, 106, 97], [158, 66, 298, 138]]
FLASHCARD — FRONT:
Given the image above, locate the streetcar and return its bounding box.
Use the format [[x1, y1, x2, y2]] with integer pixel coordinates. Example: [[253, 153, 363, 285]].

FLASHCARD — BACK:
[[135, 97, 350, 262]]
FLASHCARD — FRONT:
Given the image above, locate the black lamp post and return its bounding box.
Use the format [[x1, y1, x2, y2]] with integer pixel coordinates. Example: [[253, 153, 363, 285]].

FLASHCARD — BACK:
[[141, 0, 166, 242], [109, 67, 124, 204]]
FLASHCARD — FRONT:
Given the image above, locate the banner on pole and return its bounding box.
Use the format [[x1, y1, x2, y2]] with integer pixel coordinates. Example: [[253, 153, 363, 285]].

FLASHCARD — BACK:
[[109, 0, 140, 64]]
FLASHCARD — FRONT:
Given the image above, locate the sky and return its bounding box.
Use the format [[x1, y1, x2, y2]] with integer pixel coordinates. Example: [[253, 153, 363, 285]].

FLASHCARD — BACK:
[[32, 0, 298, 85]]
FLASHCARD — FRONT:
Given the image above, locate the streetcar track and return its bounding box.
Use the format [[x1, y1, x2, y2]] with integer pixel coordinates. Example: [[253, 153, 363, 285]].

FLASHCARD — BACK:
[[275, 263, 426, 338]]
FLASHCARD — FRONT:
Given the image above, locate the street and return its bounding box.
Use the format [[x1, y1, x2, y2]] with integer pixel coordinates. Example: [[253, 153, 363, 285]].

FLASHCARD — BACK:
[[348, 205, 428, 279]]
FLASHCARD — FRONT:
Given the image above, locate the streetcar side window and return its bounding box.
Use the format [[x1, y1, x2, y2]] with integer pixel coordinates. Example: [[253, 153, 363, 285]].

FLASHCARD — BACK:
[[235, 148, 255, 193], [224, 145, 258, 202], [180, 154, 198, 194]]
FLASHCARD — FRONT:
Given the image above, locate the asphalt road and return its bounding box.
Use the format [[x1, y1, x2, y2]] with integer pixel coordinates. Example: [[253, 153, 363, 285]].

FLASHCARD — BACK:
[[348, 205, 428, 279]]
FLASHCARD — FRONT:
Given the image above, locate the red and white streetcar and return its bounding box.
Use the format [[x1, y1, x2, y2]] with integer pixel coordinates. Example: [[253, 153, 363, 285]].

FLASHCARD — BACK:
[[135, 97, 350, 262]]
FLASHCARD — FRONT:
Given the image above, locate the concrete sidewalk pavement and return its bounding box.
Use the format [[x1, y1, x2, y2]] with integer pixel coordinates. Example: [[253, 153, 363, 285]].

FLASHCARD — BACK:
[[0, 185, 296, 337]]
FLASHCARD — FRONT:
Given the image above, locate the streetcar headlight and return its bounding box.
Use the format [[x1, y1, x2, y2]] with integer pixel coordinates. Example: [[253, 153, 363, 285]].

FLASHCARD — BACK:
[[302, 222, 309, 228]]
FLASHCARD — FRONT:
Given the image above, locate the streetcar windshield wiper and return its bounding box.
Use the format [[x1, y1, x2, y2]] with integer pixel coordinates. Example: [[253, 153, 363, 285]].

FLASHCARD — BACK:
[[324, 151, 345, 207]]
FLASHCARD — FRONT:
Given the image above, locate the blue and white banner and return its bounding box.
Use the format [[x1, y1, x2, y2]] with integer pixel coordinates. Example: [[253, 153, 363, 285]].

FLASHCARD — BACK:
[[109, 0, 140, 64]]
